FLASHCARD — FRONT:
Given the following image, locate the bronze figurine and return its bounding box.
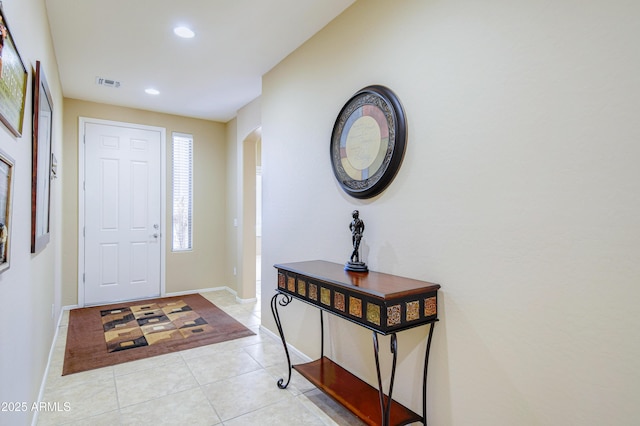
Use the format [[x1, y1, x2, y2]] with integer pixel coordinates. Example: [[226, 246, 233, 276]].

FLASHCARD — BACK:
[[346, 210, 368, 272]]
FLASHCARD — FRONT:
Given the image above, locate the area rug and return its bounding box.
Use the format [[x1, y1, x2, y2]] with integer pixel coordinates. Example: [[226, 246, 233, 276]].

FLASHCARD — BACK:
[[63, 293, 254, 375]]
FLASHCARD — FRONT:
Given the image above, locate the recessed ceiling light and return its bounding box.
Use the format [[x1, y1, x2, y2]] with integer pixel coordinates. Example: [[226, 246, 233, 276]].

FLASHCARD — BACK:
[[173, 26, 195, 39], [145, 88, 160, 95]]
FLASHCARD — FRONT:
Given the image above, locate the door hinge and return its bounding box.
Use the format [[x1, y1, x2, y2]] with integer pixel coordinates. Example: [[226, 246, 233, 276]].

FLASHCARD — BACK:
[[83, 227, 85, 237], [83, 273, 85, 283]]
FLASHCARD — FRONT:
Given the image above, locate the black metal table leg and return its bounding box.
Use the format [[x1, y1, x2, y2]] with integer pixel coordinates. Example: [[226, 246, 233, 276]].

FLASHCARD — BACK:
[[422, 322, 436, 425], [320, 310, 325, 359], [373, 332, 398, 426], [271, 291, 293, 389]]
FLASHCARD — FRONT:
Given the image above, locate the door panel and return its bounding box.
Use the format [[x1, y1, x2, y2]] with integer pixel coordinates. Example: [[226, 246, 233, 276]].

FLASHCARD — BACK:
[[84, 122, 162, 305]]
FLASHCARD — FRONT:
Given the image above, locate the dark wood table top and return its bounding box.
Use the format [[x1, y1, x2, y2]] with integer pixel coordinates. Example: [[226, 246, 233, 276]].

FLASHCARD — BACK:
[[274, 260, 440, 300]]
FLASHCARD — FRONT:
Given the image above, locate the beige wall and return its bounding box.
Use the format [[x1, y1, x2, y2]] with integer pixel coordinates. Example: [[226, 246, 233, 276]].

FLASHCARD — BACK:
[[261, 0, 640, 424], [62, 99, 228, 306], [227, 97, 261, 299], [0, 0, 64, 424], [225, 118, 239, 290]]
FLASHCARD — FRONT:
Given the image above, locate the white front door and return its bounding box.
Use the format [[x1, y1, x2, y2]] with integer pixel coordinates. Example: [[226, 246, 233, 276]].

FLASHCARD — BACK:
[[82, 120, 164, 305]]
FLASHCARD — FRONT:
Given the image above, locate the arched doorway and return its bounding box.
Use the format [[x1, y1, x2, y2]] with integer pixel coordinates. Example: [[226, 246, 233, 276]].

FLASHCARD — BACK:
[[237, 127, 261, 301]]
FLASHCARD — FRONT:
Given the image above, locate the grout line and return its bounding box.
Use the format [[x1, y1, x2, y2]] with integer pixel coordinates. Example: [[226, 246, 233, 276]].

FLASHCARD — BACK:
[[37, 288, 344, 426], [112, 366, 121, 412]]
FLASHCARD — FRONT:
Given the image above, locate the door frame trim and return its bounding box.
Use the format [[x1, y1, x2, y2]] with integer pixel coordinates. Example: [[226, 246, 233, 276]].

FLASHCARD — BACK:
[[77, 117, 167, 307]]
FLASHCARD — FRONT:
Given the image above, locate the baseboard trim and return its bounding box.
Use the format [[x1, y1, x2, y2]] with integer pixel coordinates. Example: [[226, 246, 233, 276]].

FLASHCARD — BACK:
[[166, 287, 258, 303], [62, 304, 79, 311], [164, 286, 228, 297], [32, 306, 70, 426], [236, 296, 258, 304]]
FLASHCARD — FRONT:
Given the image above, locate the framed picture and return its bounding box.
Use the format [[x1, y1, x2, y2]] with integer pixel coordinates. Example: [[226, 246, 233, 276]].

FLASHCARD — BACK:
[[330, 85, 407, 199], [31, 61, 53, 253], [0, 5, 28, 137], [0, 148, 14, 273]]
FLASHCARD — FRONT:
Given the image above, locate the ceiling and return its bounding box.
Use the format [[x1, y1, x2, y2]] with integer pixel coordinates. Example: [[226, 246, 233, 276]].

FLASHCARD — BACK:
[[45, 0, 354, 122]]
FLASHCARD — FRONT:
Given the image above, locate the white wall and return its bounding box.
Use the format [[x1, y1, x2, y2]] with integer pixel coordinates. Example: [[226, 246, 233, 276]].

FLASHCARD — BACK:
[[0, 0, 63, 424], [260, 0, 640, 424]]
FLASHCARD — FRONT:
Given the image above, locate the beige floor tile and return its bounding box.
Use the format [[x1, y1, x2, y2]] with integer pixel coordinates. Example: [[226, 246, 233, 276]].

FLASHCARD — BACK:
[[36, 378, 118, 425], [63, 409, 121, 426], [179, 340, 233, 361], [115, 360, 198, 408], [246, 323, 263, 335], [239, 300, 261, 315], [222, 302, 260, 316], [114, 351, 183, 376], [44, 326, 69, 380], [222, 395, 329, 426], [264, 365, 317, 396], [54, 324, 68, 343], [220, 308, 261, 327], [241, 338, 294, 368], [178, 330, 266, 364], [37, 289, 370, 426], [59, 310, 70, 327], [222, 327, 267, 348], [45, 360, 64, 381], [45, 351, 66, 380], [45, 365, 114, 394], [185, 348, 262, 385], [119, 387, 221, 426], [200, 292, 237, 308], [299, 389, 368, 426], [202, 369, 291, 421]]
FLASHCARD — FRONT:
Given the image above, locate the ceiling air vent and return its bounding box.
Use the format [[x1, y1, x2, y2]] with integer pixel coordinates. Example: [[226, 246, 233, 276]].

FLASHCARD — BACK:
[[95, 77, 121, 88]]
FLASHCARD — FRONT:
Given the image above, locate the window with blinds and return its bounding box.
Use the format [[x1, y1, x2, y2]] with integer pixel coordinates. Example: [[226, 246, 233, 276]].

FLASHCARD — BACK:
[[172, 133, 193, 251]]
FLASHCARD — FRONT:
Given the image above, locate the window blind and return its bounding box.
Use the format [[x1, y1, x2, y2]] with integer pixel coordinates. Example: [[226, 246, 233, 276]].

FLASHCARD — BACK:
[[172, 133, 193, 251]]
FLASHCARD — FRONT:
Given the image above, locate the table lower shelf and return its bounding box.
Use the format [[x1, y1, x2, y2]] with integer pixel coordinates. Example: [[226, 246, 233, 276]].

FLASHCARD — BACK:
[[293, 357, 421, 426]]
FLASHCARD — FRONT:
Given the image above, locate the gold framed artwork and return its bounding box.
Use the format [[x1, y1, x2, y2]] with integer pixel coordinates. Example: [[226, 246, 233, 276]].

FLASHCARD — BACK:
[[0, 5, 28, 137], [0, 147, 14, 273], [31, 61, 53, 253]]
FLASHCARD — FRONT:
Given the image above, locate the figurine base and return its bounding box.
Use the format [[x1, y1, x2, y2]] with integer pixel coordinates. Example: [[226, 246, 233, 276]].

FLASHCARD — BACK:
[[345, 261, 368, 272]]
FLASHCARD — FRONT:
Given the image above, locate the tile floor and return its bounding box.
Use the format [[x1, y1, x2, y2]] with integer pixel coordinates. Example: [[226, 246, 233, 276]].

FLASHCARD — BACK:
[[37, 289, 367, 425]]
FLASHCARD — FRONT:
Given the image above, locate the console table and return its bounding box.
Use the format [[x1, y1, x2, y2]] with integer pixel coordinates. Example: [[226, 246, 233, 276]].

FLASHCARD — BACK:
[[271, 260, 440, 426]]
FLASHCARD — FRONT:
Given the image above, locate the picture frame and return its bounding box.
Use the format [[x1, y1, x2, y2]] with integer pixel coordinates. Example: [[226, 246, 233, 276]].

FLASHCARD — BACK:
[[330, 85, 407, 199], [31, 61, 53, 254], [0, 147, 14, 273], [0, 4, 28, 137]]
